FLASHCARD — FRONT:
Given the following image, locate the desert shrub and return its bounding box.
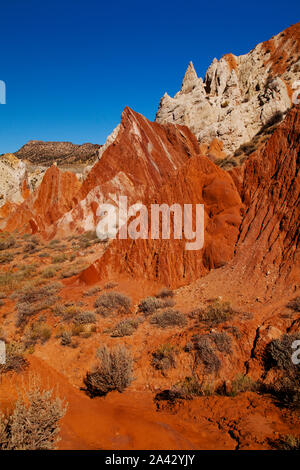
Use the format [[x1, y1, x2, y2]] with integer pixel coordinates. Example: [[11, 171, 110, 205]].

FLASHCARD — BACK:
[[110, 318, 139, 337], [51, 254, 67, 264], [193, 336, 221, 374], [104, 282, 118, 289], [83, 287, 101, 297], [16, 296, 59, 327], [138, 296, 164, 316], [151, 344, 177, 372], [150, 309, 187, 328], [0, 342, 28, 374], [265, 333, 300, 409], [155, 288, 174, 299], [73, 311, 96, 325], [218, 157, 238, 170], [23, 242, 38, 254], [265, 333, 300, 371], [38, 252, 50, 258], [94, 292, 131, 316], [15, 283, 61, 327], [271, 434, 300, 450], [23, 322, 52, 348], [0, 300, 4, 307], [0, 382, 67, 450], [15, 282, 61, 305], [60, 263, 86, 278], [0, 253, 14, 264], [209, 332, 232, 354], [193, 299, 235, 326], [52, 303, 80, 321], [287, 296, 300, 312], [229, 374, 259, 397], [171, 375, 213, 399], [0, 234, 15, 251], [84, 345, 134, 397], [71, 324, 85, 336], [268, 374, 300, 409], [60, 332, 72, 346], [240, 142, 257, 155], [42, 267, 57, 278], [264, 110, 284, 128], [0, 292, 6, 300]]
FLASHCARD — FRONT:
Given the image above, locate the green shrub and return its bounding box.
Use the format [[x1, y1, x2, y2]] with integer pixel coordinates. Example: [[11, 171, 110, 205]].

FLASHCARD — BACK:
[[84, 345, 134, 397]]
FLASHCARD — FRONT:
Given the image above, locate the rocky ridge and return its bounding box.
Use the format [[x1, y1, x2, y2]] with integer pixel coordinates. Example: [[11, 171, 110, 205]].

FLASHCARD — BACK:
[[156, 23, 300, 155]]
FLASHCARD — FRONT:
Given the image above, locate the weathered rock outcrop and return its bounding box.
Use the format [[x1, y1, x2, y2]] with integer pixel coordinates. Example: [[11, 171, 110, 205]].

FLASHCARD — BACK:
[[1, 165, 81, 233], [81, 152, 243, 286], [230, 104, 300, 288], [52, 107, 201, 237], [81, 104, 299, 290], [156, 23, 300, 155], [14, 140, 101, 165], [0, 153, 27, 207]]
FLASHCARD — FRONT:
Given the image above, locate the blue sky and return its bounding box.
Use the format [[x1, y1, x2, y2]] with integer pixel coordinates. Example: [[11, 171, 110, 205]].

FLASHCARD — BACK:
[[0, 0, 299, 154]]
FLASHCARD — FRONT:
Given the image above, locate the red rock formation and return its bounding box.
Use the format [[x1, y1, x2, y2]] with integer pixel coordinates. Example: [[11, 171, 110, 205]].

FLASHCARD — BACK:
[[3, 165, 81, 233], [230, 105, 300, 288], [262, 22, 300, 77], [199, 138, 226, 162], [81, 153, 243, 287], [53, 107, 201, 237], [79, 107, 200, 200]]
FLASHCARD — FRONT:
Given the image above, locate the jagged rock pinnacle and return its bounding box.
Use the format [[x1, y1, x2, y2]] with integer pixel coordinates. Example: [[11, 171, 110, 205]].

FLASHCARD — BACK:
[[181, 61, 198, 93]]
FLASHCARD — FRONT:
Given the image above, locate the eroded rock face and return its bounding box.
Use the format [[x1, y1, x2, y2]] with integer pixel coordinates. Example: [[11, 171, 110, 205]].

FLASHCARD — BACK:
[[52, 107, 201, 237], [1, 165, 81, 233], [0, 153, 27, 207], [81, 153, 243, 287], [230, 105, 300, 288], [156, 23, 300, 155]]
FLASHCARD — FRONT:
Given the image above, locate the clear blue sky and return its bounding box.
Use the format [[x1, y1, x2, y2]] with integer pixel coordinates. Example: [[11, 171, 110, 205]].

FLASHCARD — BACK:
[[0, 0, 299, 154]]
